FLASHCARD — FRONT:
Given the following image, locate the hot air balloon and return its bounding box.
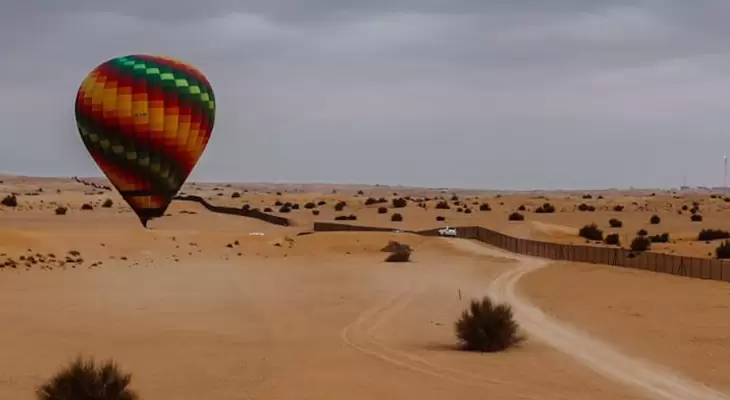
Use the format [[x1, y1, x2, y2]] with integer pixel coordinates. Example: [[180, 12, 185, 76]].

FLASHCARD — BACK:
[[74, 55, 215, 227]]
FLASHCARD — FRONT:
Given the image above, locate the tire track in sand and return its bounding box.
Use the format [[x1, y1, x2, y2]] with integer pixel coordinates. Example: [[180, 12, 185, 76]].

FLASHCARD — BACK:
[[449, 238, 730, 400], [340, 276, 540, 399]]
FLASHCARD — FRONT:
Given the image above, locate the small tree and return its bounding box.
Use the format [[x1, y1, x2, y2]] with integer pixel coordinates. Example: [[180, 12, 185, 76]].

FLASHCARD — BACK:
[[716, 241, 730, 259], [455, 296, 523, 352], [650, 215, 661, 224]]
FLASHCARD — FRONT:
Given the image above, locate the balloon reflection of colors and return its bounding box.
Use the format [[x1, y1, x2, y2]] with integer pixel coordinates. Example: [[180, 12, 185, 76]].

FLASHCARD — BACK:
[[74, 55, 215, 227]]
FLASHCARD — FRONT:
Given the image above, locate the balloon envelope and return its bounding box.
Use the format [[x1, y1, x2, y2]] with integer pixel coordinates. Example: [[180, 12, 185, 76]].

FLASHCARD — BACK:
[[74, 54, 215, 226]]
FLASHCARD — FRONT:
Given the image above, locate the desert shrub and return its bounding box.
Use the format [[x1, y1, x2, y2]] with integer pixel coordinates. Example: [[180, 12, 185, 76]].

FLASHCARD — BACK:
[[577, 203, 596, 212], [242, 204, 251, 211], [517, 205, 526, 211], [304, 202, 316, 209], [436, 216, 445, 221], [36, 357, 138, 400], [455, 296, 522, 353], [391, 213, 403, 222], [465, 209, 472, 214], [81, 203, 93, 211], [534, 203, 555, 213], [598, 195, 604, 199], [385, 249, 411, 262], [274, 200, 283, 206], [292, 203, 300, 210], [231, 192, 241, 198], [637, 229, 648, 236], [716, 241, 730, 259], [604, 233, 620, 246], [392, 198, 407, 208], [691, 214, 703, 222], [312, 210, 320, 216], [690, 207, 700, 214], [613, 205, 624, 212], [55, 206, 68, 216], [364, 197, 377, 206], [578, 224, 603, 241], [508, 212, 524, 221], [457, 207, 463, 213], [608, 218, 623, 228], [279, 205, 291, 213], [264, 207, 273, 212], [649, 233, 670, 243], [435, 201, 450, 210], [698, 229, 730, 241], [357, 190, 364, 195], [334, 215, 349, 221], [334, 201, 347, 211], [650, 215, 661, 224], [630, 236, 651, 251], [582, 194, 593, 199], [681, 205, 689, 211], [317, 200, 326, 206], [1, 194, 18, 207], [101, 199, 113, 208], [377, 207, 388, 214], [346, 214, 357, 221], [451, 194, 459, 201], [479, 203, 491, 211]]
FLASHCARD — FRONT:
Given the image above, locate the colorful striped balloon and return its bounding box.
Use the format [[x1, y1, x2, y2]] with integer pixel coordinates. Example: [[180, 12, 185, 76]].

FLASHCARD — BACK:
[[75, 55, 215, 227]]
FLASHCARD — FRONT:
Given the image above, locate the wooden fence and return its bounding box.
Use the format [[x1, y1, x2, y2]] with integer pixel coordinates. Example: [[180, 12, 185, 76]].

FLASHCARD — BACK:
[[313, 222, 730, 282]]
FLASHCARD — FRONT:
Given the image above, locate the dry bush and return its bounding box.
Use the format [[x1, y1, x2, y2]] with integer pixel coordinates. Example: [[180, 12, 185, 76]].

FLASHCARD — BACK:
[[377, 207, 388, 214], [304, 202, 316, 209], [577, 203, 596, 212], [101, 199, 113, 208], [436, 216, 445, 221], [608, 218, 623, 228], [508, 212, 524, 221], [613, 205, 624, 212], [637, 229, 648, 236], [578, 224, 603, 241], [698, 229, 730, 241], [264, 207, 273, 212], [55, 206, 68, 216], [517, 205, 526, 211], [384, 241, 412, 262], [312, 210, 320, 216], [479, 203, 491, 211], [81, 203, 93, 211], [391, 213, 403, 222], [36, 357, 138, 400], [364, 197, 377, 205], [650, 215, 661, 224], [435, 201, 450, 210], [716, 241, 730, 259], [630, 236, 651, 251], [231, 192, 241, 198], [1, 194, 18, 207], [455, 296, 523, 353], [392, 198, 407, 208], [604, 233, 620, 246], [334, 201, 347, 211], [278, 205, 291, 213], [691, 214, 703, 222], [649, 233, 670, 243], [534, 203, 555, 213]]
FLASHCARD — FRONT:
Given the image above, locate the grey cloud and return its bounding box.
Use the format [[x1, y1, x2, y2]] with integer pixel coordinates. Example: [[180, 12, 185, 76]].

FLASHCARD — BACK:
[[1, 0, 730, 189]]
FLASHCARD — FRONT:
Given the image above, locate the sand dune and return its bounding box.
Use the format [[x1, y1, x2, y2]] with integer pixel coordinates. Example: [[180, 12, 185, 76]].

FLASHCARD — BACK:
[[2, 176, 730, 398]]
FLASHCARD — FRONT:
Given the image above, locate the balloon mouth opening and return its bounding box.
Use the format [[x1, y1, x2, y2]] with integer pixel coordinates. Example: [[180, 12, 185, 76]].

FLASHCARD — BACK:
[[135, 208, 167, 228]]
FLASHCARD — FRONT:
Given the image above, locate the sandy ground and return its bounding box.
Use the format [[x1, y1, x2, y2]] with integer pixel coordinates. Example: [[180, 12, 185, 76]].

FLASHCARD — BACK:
[[2, 175, 730, 399]]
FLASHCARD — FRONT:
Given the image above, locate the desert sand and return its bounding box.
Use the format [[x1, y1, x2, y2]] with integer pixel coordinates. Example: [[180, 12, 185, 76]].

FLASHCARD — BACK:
[[2, 175, 730, 399]]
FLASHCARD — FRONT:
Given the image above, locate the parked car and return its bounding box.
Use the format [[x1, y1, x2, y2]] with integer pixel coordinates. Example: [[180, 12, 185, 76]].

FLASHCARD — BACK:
[[438, 227, 457, 237]]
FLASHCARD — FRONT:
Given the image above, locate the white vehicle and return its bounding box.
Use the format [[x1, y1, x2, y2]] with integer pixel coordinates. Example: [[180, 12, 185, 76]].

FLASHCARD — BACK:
[[438, 227, 457, 237]]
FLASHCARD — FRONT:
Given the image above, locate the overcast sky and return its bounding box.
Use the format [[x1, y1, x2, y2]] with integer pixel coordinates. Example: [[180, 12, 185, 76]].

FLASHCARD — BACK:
[[2, 1, 730, 189]]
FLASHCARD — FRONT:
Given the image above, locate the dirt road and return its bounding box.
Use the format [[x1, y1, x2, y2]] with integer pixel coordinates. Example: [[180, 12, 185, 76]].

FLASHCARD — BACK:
[[448, 238, 730, 400]]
